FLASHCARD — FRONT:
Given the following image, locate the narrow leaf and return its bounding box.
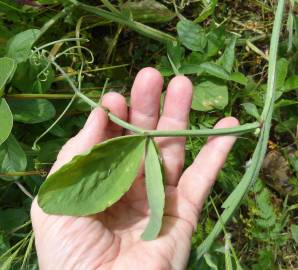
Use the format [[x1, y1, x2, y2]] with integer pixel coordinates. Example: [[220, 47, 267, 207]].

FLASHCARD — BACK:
[[276, 58, 288, 89], [194, 0, 218, 23], [0, 99, 13, 145], [203, 253, 218, 270], [199, 62, 230, 80], [180, 62, 230, 79], [141, 138, 165, 241], [38, 135, 146, 216], [167, 41, 184, 71], [218, 36, 237, 73], [242, 103, 261, 120], [229, 72, 248, 85]]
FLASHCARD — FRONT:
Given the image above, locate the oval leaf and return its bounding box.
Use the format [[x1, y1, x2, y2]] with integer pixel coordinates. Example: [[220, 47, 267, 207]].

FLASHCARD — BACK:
[[6, 29, 41, 63], [177, 18, 207, 52], [192, 79, 228, 111], [8, 99, 56, 124], [141, 138, 165, 240], [0, 57, 16, 95], [0, 99, 13, 145], [0, 135, 27, 181], [38, 135, 146, 216]]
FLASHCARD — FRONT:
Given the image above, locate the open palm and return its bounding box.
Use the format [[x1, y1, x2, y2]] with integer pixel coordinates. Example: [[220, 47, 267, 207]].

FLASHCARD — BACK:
[[31, 68, 238, 270]]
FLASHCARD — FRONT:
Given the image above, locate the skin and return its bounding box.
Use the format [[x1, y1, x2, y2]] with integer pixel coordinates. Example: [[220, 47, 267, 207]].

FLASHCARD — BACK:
[[31, 68, 239, 270]]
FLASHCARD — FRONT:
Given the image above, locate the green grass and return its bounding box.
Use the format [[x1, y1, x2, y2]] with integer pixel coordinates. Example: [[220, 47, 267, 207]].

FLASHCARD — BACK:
[[0, 0, 298, 269]]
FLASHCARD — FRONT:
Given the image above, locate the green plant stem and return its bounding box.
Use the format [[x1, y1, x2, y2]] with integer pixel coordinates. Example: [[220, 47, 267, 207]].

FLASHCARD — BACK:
[[107, 111, 145, 133], [0, 0, 24, 13], [38, 7, 72, 40], [194, 0, 285, 261], [246, 40, 268, 60], [32, 38, 88, 54], [51, 60, 97, 106], [0, 171, 43, 177], [15, 181, 34, 200], [51, 59, 145, 134], [68, 0, 176, 43], [54, 64, 129, 81], [50, 44, 260, 139], [146, 122, 260, 137], [52, 59, 260, 137], [33, 95, 77, 150]]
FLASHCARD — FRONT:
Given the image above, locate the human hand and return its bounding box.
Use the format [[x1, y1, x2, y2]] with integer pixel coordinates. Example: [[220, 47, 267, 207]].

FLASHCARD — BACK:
[[31, 67, 239, 270]]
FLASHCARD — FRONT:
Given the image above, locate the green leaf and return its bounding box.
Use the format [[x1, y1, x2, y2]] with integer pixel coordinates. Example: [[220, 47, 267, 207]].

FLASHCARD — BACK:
[[0, 233, 10, 255], [274, 99, 298, 108], [38, 135, 146, 216], [192, 79, 228, 111], [8, 99, 56, 124], [203, 253, 218, 270], [177, 18, 207, 52], [242, 103, 261, 120], [12, 57, 54, 93], [6, 29, 41, 63], [199, 62, 230, 80], [180, 62, 230, 80], [229, 72, 248, 85], [0, 135, 27, 181], [167, 42, 184, 71], [141, 139, 165, 241], [0, 209, 28, 233], [218, 36, 237, 73], [78, 2, 175, 44], [122, 0, 175, 23], [0, 57, 16, 96], [282, 75, 298, 92], [205, 25, 226, 57], [0, 99, 13, 146], [276, 58, 288, 89], [194, 0, 218, 23]]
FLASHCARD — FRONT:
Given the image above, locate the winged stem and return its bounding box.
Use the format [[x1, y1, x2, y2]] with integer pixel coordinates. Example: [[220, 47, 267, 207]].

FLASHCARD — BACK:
[[193, 0, 285, 261]]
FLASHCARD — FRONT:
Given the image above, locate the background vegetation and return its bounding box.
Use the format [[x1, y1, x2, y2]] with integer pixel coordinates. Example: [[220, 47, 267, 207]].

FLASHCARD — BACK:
[[0, 0, 297, 269]]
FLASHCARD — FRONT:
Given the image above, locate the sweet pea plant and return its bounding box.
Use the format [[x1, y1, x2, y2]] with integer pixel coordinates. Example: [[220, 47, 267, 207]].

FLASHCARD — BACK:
[[0, 0, 289, 265]]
